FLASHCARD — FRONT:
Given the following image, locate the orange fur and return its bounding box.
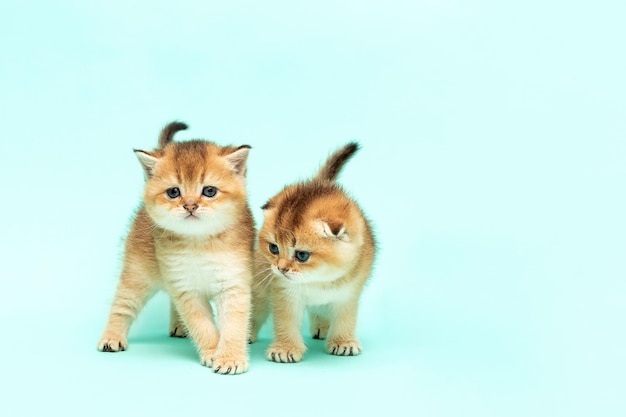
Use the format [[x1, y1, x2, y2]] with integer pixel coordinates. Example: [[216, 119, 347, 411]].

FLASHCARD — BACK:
[[98, 122, 255, 375], [250, 143, 375, 362]]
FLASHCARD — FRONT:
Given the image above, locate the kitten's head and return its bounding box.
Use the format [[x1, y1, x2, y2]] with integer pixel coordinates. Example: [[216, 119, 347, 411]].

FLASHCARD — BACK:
[[135, 123, 250, 237], [258, 182, 364, 284]]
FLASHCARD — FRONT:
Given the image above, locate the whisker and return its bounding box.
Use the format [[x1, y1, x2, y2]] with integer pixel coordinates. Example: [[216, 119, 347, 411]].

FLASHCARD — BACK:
[[253, 271, 275, 290]]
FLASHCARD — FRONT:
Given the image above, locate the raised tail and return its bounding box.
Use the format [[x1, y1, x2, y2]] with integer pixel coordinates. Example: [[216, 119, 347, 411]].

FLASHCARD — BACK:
[[158, 121, 188, 148], [315, 142, 360, 182]]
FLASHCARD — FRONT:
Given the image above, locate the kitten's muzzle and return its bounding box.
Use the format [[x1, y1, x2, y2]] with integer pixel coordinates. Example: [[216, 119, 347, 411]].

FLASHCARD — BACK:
[[277, 259, 290, 275], [272, 263, 292, 280], [183, 203, 199, 213]]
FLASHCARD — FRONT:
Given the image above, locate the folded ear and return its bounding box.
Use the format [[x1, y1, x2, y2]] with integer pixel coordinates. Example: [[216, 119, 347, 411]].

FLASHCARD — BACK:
[[226, 145, 251, 176], [315, 220, 349, 241], [261, 199, 274, 216], [134, 149, 159, 179]]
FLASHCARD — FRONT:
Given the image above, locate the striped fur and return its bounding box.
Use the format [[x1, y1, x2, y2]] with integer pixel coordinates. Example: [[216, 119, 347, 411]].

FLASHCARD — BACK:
[[98, 121, 254, 375], [250, 143, 376, 363]]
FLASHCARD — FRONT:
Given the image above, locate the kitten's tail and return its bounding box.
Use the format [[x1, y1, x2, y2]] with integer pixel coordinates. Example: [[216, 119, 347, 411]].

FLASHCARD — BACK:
[[158, 121, 188, 148], [315, 142, 360, 183]]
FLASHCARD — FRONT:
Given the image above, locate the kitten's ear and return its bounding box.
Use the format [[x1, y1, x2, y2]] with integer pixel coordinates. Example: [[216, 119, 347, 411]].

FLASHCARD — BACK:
[[316, 220, 349, 241], [261, 201, 277, 220], [225, 145, 251, 176], [261, 200, 274, 214], [134, 149, 159, 179]]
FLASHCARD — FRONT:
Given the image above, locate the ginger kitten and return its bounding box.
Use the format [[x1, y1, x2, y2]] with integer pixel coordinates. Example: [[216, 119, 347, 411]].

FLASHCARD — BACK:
[[250, 143, 375, 362], [97, 122, 255, 375]]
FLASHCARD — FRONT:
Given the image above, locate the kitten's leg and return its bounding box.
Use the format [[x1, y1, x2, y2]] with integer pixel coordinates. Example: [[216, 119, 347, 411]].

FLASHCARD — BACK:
[[249, 281, 271, 343], [169, 301, 188, 338], [213, 284, 251, 375], [326, 297, 362, 356], [267, 287, 306, 363], [308, 307, 330, 340], [170, 291, 220, 368], [97, 274, 156, 352]]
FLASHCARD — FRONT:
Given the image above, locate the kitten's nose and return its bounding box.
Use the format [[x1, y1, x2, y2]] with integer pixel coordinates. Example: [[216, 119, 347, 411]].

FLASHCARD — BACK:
[[183, 203, 198, 213], [277, 259, 290, 274]]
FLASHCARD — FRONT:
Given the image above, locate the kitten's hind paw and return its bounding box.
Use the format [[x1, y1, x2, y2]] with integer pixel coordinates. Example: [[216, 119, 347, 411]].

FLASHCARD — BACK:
[[311, 326, 329, 340], [169, 325, 188, 338], [309, 315, 330, 340], [97, 335, 128, 352], [327, 339, 361, 356], [248, 329, 260, 344], [199, 348, 217, 368], [266, 343, 305, 363]]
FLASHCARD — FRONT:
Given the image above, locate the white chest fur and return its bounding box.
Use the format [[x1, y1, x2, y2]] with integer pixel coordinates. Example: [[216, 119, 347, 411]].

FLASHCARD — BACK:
[[159, 249, 242, 296], [286, 281, 357, 307]]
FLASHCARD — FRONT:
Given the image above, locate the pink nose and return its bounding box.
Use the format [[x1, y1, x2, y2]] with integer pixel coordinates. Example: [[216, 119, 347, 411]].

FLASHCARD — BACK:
[[183, 203, 198, 213], [277, 259, 290, 273]]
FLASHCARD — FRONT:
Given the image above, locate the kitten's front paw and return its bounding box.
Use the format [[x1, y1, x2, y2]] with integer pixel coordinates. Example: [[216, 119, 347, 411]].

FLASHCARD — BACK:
[[169, 325, 188, 338], [266, 343, 305, 363], [212, 352, 249, 375], [327, 339, 361, 356], [97, 335, 128, 352], [199, 348, 217, 368]]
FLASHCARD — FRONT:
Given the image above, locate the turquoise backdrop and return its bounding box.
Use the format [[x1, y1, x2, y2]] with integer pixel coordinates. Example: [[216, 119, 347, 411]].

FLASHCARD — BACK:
[[1, 1, 624, 416]]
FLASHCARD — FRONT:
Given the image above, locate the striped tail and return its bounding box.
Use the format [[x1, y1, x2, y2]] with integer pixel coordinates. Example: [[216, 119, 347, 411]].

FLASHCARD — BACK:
[[315, 142, 360, 182], [158, 121, 188, 148]]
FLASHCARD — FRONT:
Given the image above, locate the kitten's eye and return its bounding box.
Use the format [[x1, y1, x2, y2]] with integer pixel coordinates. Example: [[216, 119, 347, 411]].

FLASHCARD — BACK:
[[202, 186, 218, 198], [268, 243, 279, 255], [166, 187, 180, 199], [295, 251, 311, 262]]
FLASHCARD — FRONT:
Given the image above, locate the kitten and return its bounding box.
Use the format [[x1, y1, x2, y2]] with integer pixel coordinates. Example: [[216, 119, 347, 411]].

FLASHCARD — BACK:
[[97, 122, 255, 375], [250, 142, 375, 363]]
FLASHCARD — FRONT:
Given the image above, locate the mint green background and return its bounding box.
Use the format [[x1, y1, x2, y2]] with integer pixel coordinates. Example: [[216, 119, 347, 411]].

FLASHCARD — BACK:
[[1, 1, 624, 416]]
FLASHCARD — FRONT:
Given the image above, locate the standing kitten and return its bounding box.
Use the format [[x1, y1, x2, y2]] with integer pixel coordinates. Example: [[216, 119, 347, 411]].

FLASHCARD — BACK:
[[250, 143, 375, 362], [97, 122, 254, 375]]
